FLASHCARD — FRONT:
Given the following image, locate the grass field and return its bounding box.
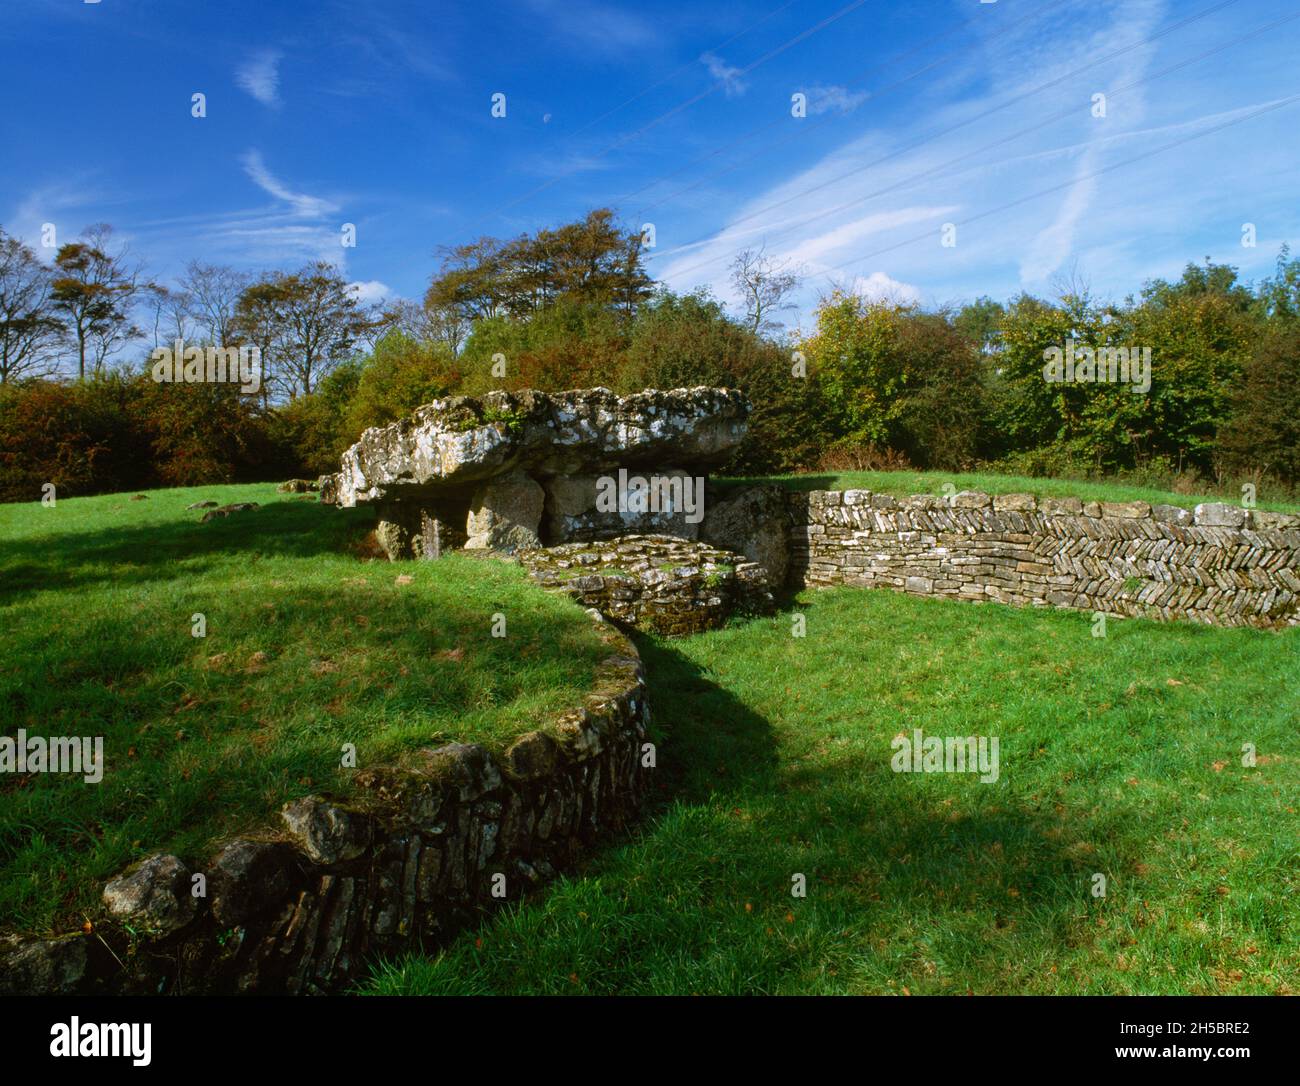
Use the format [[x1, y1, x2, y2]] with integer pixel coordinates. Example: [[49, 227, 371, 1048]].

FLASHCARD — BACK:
[[724, 469, 1300, 514], [368, 588, 1299, 995], [0, 484, 606, 935], [3, 475, 1296, 994]]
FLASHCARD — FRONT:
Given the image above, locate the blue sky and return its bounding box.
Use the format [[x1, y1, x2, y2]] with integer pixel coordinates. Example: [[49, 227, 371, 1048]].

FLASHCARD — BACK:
[[3, 0, 1298, 331]]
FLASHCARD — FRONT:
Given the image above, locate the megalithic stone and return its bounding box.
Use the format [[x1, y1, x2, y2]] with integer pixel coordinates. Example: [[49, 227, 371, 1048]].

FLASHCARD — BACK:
[[339, 388, 751, 560], [334, 387, 750, 508], [423, 511, 441, 560]]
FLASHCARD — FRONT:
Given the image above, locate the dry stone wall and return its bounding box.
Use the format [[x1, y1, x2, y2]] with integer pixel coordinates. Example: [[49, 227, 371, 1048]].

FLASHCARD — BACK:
[[0, 616, 651, 995], [788, 490, 1300, 628], [521, 535, 774, 636]]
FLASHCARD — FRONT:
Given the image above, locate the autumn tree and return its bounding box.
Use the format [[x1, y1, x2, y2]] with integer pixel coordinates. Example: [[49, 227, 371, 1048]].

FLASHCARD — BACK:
[[1218, 325, 1300, 487], [380, 297, 469, 356], [425, 209, 652, 326], [233, 262, 375, 400], [179, 261, 251, 346], [0, 228, 64, 383], [49, 224, 144, 380]]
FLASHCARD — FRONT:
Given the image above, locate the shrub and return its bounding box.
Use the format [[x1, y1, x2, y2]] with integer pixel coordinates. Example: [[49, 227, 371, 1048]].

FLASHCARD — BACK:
[[345, 332, 459, 434], [0, 372, 277, 501], [458, 300, 626, 395], [797, 295, 984, 470], [266, 361, 361, 478], [135, 377, 275, 486], [623, 290, 825, 473], [1217, 326, 1300, 490], [0, 377, 145, 502]]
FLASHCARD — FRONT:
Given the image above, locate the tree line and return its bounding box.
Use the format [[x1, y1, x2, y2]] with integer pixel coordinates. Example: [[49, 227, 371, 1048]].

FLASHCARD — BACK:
[[1, 208, 1297, 504], [0, 223, 377, 399]]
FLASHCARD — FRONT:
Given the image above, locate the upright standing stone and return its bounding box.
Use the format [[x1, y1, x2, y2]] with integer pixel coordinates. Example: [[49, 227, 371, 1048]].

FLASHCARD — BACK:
[[466, 470, 545, 553]]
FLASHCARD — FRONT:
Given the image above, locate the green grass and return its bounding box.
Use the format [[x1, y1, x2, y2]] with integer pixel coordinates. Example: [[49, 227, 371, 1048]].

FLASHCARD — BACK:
[[723, 469, 1300, 514], [368, 589, 1299, 995], [551, 565, 635, 581], [0, 484, 607, 935]]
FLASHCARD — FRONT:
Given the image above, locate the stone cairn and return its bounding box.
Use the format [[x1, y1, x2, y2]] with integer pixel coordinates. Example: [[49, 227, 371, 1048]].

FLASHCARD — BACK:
[[323, 387, 773, 634]]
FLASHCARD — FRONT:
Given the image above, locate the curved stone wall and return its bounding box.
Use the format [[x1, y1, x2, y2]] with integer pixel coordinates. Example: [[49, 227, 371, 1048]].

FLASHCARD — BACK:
[[0, 615, 651, 995], [789, 489, 1300, 628], [520, 535, 774, 635]]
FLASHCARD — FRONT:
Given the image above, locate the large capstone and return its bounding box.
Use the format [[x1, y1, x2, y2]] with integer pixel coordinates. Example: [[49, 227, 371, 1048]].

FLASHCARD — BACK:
[[334, 387, 749, 557], [336, 387, 747, 504]]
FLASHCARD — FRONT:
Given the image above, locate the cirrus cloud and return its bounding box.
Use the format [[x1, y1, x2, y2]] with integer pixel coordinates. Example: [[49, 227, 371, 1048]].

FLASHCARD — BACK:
[[235, 49, 283, 107]]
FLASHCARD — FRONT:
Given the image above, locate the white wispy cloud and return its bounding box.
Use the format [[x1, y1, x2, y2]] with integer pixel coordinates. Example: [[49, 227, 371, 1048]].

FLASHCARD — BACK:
[[782, 207, 958, 270], [805, 84, 869, 116], [1016, 0, 1166, 286], [239, 151, 339, 219], [648, 0, 1260, 317], [171, 151, 349, 267], [235, 49, 283, 107], [1019, 148, 1100, 285], [196, 213, 345, 267], [523, 0, 661, 57], [701, 52, 747, 98], [6, 179, 103, 259]]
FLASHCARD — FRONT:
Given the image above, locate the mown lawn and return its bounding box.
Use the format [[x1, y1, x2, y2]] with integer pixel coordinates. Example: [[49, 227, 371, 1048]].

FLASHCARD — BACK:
[[725, 469, 1300, 514], [0, 484, 607, 935], [368, 588, 1299, 995]]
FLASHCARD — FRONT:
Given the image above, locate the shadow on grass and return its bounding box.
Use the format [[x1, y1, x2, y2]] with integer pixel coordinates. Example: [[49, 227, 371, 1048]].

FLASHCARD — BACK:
[[632, 630, 782, 802], [625, 612, 1112, 957], [0, 501, 377, 604], [366, 610, 1127, 994]]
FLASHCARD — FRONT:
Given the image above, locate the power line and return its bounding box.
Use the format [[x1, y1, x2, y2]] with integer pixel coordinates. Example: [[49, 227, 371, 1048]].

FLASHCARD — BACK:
[[566, 0, 807, 143], [616, 2, 992, 206], [645, 0, 1242, 271], [657, 3, 1291, 284], [474, 0, 874, 229], [629, 0, 1076, 215], [817, 92, 1300, 282]]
